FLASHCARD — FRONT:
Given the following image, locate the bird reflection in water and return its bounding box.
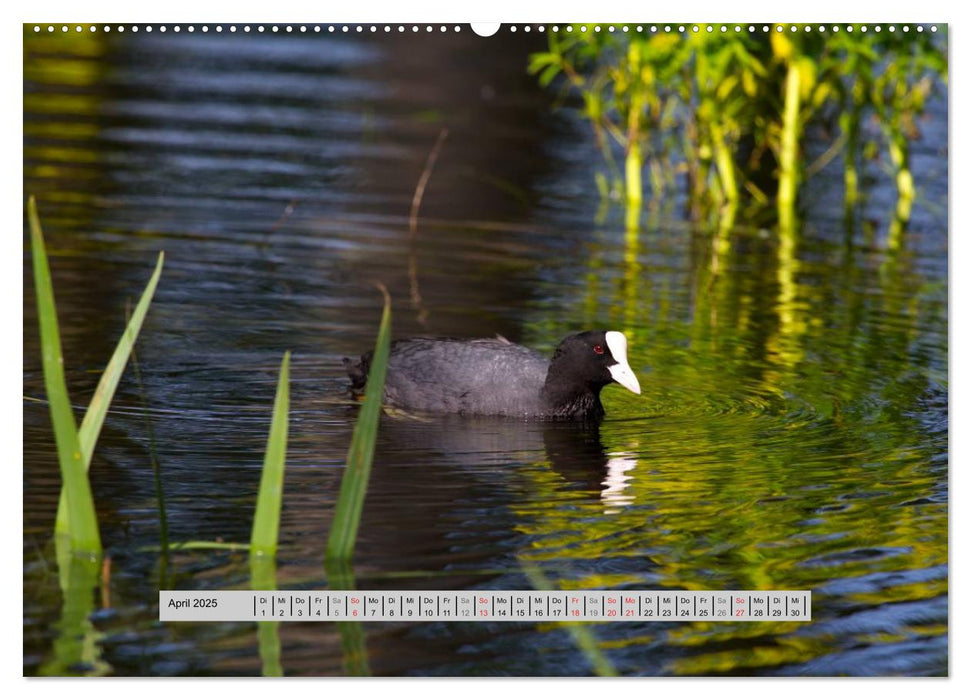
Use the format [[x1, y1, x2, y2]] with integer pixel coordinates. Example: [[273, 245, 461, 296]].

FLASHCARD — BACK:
[[540, 423, 637, 513]]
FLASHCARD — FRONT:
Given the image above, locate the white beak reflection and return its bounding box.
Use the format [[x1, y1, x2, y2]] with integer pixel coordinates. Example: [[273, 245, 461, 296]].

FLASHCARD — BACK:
[[601, 452, 637, 514]]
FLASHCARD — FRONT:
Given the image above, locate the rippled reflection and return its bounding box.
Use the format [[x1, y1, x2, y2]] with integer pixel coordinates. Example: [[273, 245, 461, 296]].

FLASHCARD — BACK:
[[600, 453, 637, 514]]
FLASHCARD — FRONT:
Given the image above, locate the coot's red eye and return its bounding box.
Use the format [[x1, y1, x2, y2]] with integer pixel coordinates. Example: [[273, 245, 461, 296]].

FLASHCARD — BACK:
[[593, 344, 604, 355]]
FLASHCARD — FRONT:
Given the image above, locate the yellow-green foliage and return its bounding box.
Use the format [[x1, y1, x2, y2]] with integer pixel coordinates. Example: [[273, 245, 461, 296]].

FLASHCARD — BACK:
[[530, 25, 947, 223]]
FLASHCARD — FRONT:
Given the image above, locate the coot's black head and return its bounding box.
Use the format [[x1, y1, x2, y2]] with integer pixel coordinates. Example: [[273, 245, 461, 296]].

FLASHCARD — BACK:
[[542, 331, 641, 417]]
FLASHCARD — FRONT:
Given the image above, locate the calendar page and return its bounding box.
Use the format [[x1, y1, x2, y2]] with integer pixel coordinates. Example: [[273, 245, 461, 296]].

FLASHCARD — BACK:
[[23, 15, 949, 679]]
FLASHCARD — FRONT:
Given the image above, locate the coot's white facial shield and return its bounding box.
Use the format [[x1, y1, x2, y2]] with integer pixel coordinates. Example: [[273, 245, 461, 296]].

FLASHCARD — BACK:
[[605, 331, 641, 395]]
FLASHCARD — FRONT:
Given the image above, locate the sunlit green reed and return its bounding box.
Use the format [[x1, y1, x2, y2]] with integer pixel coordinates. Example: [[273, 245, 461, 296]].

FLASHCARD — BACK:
[[248, 352, 290, 677], [29, 197, 99, 554], [29, 193, 352, 676], [317, 292, 392, 676], [146, 352, 293, 556], [150, 289, 388, 671], [325, 286, 393, 564], [530, 25, 946, 226], [250, 352, 291, 556], [30, 196, 164, 554]]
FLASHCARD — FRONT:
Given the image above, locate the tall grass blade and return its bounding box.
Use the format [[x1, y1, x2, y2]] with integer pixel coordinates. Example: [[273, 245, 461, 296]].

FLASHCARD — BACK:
[[55, 251, 165, 535], [325, 288, 392, 563], [250, 351, 290, 555], [29, 197, 101, 554]]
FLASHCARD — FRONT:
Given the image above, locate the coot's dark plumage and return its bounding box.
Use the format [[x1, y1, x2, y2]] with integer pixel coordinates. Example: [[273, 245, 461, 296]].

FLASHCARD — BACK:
[[343, 330, 641, 420]]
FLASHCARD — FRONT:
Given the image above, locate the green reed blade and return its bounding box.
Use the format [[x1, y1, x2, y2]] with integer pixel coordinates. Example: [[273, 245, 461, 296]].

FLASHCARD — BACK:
[[79, 251, 164, 461], [28, 197, 101, 554], [250, 351, 291, 556], [55, 251, 164, 536], [325, 288, 392, 563]]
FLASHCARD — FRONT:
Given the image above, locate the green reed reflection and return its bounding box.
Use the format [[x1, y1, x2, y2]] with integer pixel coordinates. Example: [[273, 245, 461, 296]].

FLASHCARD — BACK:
[[514, 201, 945, 674], [324, 559, 371, 677], [250, 554, 283, 677], [38, 536, 110, 676]]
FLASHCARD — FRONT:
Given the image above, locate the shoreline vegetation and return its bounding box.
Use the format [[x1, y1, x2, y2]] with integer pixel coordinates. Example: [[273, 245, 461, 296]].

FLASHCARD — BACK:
[[530, 24, 946, 235]]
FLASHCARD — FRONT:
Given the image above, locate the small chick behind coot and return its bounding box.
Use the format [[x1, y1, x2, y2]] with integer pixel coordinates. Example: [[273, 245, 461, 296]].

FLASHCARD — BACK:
[[343, 330, 641, 420]]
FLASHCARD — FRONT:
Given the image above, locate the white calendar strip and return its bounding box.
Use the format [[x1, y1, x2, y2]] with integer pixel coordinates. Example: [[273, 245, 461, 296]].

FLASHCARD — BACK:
[[160, 590, 811, 622]]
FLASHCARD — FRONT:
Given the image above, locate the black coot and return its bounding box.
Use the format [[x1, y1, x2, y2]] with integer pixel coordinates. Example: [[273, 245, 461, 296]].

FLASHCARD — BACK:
[[343, 330, 641, 420]]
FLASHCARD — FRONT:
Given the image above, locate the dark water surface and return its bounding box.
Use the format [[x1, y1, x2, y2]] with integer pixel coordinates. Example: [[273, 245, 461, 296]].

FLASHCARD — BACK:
[[24, 29, 947, 676]]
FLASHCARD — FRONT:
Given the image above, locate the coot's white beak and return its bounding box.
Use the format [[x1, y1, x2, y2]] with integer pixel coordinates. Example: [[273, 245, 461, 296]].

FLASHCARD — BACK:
[[605, 331, 641, 395]]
